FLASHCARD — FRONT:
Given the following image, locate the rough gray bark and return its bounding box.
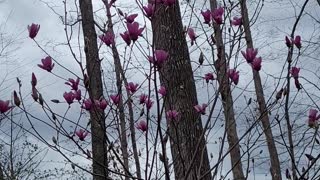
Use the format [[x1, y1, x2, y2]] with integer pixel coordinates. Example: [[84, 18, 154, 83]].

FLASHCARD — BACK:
[[79, 0, 108, 179], [239, 0, 282, 179], [0, 163, 3, 180], [151, 1, 212, 179], [209, 1, 245, 179]]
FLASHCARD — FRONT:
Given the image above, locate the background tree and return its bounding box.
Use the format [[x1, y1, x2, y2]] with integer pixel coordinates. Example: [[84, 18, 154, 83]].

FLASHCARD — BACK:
[[151, 1, 212, 179]]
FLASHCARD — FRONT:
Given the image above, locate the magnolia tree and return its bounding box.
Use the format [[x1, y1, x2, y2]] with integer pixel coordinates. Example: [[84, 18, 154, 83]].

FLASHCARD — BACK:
[[1, 0, 320, 179]]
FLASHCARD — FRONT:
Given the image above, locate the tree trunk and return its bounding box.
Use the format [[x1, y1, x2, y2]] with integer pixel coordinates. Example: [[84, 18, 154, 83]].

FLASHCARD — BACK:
[[79, 0, 108, 179], [209, 1, 245, 179], [0, 163, 4, 180], [239, 0, 282, 179], [104, 2, 130, 178], [151, 1, 212, 179]]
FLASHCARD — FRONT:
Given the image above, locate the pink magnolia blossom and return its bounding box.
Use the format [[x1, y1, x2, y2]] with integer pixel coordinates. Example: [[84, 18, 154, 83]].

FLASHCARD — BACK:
[[74, 90, 81, 101], [75, 129, 89, 141], [166, 110, 179, 121], [110, 94, 121, 105], [212, 7, 224, 24], [201, 9, 212, 24], [308, 109, 320, 128], [120, 31, 131, 46], [143, 3, 155, 18], [99, 32, 115, 46], [294, 78, 301, 90], [84, 74, 89, 88], [13, 91, 20, 107], [82, 99, 93, 111], [31, 73, 37, 87], [204, 73, 214, 83], [28, 23, 40, 39], [63, 91, 75, 105], [95, 99, 108, 110], [285, 36, 292, 47], [65, 77, 80, 91], [194, 103, 208, 115], [136, 120, 147, 132], [290, 67, 300, 79], [125, 13, 138, 23], [251, 57, 262, 71], [187, 28, 197, 46], [145, 98, 154, 110], [127, 22, 144, 42], [228, 69, 239, 85], [150, 50, 169, 67], [126, 82, 139, 94], [241, 48, 258, 63], [231, 16, 242, 26], [99, 99, 108, 110], [38, 56, 54, 72], [139, 94, 148, 104], [31, 87, 38, 101], [158, 86, 166, 96], [0, 100, 12, 113], [294, 35, 301, 49]]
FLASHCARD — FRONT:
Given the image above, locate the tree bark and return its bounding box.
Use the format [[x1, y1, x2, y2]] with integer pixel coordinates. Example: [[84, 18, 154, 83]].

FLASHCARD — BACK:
[[79, 0, 108, 179], [104, 2, 130, 179], [0, 163, 4, 180], [239, 0, 282, 179], [209, 1, 245, 179], [151, 1, 212, 179]]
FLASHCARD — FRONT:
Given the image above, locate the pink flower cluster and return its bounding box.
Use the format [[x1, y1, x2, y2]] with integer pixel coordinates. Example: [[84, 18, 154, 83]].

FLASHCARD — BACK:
[[38, 56, 55, 72], [75, 129, 89, 141], [143, 3, 155, 19], [285, 35, 302, 49], [241, 48, 262, 71], [187, 28, 197, 46], [290, 67, 301, 90], [201, 7, 225, 25], [63, 77, 81, 105], [99, 31, 115, 47], [148, 50, 169, 68], [0, 100, 13, 114], [120, 14, 145, 46], [228, 69, 240, 85], [204, 73, 215, 83], [308, 109, 320, 128]]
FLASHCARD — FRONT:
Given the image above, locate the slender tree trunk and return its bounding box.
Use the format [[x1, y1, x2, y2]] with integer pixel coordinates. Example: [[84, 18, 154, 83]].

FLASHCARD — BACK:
[[79, 0, 108, 179], [112, 44, 129, 180], [104, 2, 130, 178], [239, 1, 282, 179], [151, 1, 211, 179], [209, 1, 245, 179], [103, 2, 141, 178]]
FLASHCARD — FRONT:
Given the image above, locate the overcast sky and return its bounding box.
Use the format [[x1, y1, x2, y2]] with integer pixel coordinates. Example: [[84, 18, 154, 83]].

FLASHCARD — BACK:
[[0, 0, 320, 179]]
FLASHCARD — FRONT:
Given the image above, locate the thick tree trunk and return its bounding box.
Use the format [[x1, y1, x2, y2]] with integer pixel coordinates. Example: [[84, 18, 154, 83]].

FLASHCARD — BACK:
[[151, 1, 212, 179], [239, 0, 282, 179], [209, 1, 245, 179], [0, 163, 4, 180], [79, 0, 108, 179]]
